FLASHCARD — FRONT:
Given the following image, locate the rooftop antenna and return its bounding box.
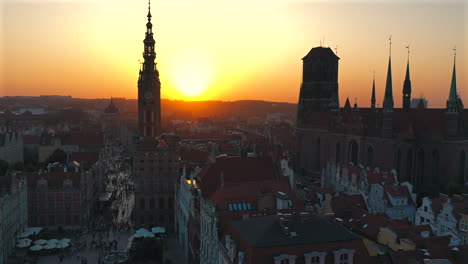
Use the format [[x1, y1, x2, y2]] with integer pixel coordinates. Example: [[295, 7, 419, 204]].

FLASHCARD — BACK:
[[389, 35, 392, 57], [406, 45, 410, 60], [335, 45, 338, 55], [453, 45, 457, 62]]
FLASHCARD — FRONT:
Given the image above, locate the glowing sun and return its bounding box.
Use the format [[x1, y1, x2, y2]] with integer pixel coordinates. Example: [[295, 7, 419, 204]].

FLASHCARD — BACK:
[[168, 55, 214, 98]]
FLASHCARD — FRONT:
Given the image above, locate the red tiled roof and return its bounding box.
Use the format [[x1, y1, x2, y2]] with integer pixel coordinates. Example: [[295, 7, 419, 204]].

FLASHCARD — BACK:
[[198, 156, 278, 198], [61, 131, 103, 145], [367, 170, 396, 185], [430, 197, 448, 215], [384, 185, 412, 200], [209, 180, 301, 211]]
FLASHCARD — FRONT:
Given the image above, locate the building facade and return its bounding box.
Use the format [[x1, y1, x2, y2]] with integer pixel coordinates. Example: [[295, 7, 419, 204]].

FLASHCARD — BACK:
[[296, 46, 467, 191], [0, 174, 28, 264], [0, 132, 23, 163]]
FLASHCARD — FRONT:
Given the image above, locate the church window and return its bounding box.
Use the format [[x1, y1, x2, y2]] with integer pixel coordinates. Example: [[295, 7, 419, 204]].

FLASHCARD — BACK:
[[432, 150, 439, 184], [349, 140, 358, 165], [396, 149, 402, 177], [159, 197, 164, 209], [336, 142, 341, 164], [407, 149, 414, 183], [459, 150, 466, 184], [417, 149, 425, 185], [367, 146, 374, 167]]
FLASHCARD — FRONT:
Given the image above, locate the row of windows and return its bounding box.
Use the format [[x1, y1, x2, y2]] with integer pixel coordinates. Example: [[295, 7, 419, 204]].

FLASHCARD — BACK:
[[140, 197, 174, 210], [136, 181, 175, 192], [276, 251, 352, 264], [29, 214, 80, 226], [139, 159, 176, 163], [139, 214, 166, 225], [227, 202, 255, 212], [135, 167, 177, 172]]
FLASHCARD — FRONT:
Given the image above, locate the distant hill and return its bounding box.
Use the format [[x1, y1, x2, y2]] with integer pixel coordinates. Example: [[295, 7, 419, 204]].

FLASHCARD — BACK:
[[0, 96, 297, 120]]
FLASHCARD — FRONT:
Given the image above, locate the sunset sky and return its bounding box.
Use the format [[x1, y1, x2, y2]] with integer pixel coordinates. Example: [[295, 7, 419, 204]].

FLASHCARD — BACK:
[[1, 0, 467, 107]]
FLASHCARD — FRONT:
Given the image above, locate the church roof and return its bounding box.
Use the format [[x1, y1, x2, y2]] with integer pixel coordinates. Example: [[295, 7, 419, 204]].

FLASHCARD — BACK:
[[302, 46, 339, 61]]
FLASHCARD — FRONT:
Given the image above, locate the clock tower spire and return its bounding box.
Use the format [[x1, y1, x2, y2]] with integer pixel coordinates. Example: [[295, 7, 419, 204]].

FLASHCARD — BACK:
[[138, 0, 161, 141]]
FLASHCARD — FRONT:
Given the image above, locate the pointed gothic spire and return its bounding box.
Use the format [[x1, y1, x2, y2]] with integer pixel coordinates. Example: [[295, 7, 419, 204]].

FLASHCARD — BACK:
[[344, 97, 351, 110], [383, 36, 394, 112], [447, 47, 459, 112], [402, 46, 412, 111], [147, 0, 152, 20], [371, 72, 376, 109]]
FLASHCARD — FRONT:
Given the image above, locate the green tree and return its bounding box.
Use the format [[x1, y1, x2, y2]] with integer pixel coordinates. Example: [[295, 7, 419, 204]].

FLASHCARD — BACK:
[[46, 148, 67, 164], [129, 238, 164, 263], [12, 161, 24, 172]]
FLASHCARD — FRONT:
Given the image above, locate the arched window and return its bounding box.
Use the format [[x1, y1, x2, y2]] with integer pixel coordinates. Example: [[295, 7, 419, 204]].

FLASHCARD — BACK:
[[159, 197, 164, 209], [417, 149, 425, 186], [432, 150, 439, 184], [349, 140, 358, 165], [140, 198, 146, 210], [336, 142, 341, 164], [316, 138, 321, 170], [407, 149, 414, 183], [396, 149, 402, 176], [459, 150, 466, 184], [367, 146, 374, 167], [149, 197, 155, 210]]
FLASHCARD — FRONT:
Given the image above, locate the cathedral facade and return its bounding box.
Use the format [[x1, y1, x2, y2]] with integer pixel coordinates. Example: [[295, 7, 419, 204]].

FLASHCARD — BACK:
[[296, 46, 467, 190]]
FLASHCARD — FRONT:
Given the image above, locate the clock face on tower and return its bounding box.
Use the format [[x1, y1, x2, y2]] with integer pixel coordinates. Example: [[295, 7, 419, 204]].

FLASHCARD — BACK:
[[144, 90, 153, 103]]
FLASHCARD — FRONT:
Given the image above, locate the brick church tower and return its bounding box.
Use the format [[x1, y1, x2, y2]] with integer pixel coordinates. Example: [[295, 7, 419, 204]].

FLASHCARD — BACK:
[[138, 0, 161, 140], [297, 47, 339, 126]]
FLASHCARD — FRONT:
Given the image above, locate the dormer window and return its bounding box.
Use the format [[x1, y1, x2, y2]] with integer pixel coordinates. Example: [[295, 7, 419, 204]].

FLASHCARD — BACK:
[[333, 249, 355, 264], [274, 254, 297, 264], [305, 251, 327, 264]]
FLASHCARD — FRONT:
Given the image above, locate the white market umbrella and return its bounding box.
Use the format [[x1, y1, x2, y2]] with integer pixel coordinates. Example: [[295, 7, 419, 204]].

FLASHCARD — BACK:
[[151, 227, 166, 234], [136, 228, 149, 234], [56, 241, 70, 248], [34, 239, 47, 245], [17, 239, 32, 248], [48, 239, 59, 244], [60, 238, 71, 243], [133, 233, 144, 238], [30, 245, 43, 251], [44, 243, 57, 250], [143, 233, 155, 238]]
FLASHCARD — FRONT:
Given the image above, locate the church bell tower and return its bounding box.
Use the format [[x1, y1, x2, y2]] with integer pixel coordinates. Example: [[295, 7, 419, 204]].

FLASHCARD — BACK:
[[138, 0, 161, 140]]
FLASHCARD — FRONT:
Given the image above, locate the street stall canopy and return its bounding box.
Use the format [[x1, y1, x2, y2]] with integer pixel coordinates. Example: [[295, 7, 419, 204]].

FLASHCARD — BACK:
[[19, 227, 43, 238], [34, 239, 48, 245], [17, 239, 32, 248], [29, 245, 43, 251], [151, 227, 166, 234]]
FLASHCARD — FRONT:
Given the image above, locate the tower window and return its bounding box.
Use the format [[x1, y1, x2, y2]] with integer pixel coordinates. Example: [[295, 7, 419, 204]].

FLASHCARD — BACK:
[[146, 110, 151, 122], [146, 126, 151, 137], [336, 142, 341, 164]]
